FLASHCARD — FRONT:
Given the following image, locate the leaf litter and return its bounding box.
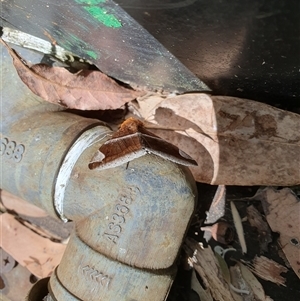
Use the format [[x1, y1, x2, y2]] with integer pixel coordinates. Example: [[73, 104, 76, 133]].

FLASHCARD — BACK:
[[130, 93, 300, 186], [3, 35, 300, 300], [183, 185, 299, 301], [1, 38, 143, 110]]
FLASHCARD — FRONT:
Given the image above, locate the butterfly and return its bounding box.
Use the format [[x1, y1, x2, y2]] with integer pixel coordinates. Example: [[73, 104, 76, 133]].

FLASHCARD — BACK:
[[88, 117, 197, 170]]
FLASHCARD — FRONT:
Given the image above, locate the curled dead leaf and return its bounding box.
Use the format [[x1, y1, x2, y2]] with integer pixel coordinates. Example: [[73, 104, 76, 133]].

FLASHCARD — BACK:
[[243, 256, 288, 286], [0, 213, 66, 278], [238, 262, 274, 301], [260, 187, 300, 279], [1, 39, 143, 110], [246, 205, 272, 253], [231, 201, 247, 254], [191, 270, 214, 301], [201, 222, 234, 244], [205, 185, 226, 224], [185, 239, 235, 301], [229, 265, 251, 299], [132, 93, 300, 186]]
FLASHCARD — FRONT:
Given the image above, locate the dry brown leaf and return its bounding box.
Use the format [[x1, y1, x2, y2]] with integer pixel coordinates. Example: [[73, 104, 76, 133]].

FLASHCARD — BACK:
[[185, 239, 234, 301], [244, 256, 288, 286], [260, 187, 300, 279], [231, 201, 247, 254], [229, 265, 252, 300], [239, 262, 274, 301], [0, 213, 66, 278], [247, 205, 272, 253], [1, 39, 143, 110], [1, 190, 71, 242], [1, 190, 47, 217], [191, 270, 214, 301], [205, 185, 226, 224], [133, 93, 300, 186]]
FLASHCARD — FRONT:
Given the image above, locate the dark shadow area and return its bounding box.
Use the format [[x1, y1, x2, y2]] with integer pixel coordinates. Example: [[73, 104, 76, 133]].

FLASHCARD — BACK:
[[118, 0, 300, 109]]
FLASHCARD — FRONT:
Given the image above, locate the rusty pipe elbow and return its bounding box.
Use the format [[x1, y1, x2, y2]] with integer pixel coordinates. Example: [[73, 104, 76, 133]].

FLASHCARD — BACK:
[[49, 132, 197, 300], [62, 147, 197, 270], [1, 42, 197, 301]]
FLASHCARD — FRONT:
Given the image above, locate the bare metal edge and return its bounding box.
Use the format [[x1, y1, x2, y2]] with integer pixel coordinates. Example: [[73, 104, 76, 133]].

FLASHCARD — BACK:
[[54, 126, 111, 222]]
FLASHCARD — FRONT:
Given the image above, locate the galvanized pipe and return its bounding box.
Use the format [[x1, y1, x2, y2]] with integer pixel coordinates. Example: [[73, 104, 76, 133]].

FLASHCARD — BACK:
[[1, 43, 197, 300]]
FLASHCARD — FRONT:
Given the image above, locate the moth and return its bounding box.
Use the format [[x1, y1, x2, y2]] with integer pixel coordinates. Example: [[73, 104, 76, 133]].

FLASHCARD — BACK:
[[88, 117, 198, 170]]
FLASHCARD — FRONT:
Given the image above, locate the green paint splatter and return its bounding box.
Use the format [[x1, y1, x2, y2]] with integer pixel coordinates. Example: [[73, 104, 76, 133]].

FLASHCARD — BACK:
[[74, 0, 122, 28], [85, 50, 98, 59], [58, 32, 99, 60], [83, 6, 121, 28], [75, 0, 105, 4]]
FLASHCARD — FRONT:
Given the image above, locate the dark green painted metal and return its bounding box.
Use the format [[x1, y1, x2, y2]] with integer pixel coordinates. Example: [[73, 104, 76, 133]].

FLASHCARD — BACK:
[[0, 0, 209, 93]]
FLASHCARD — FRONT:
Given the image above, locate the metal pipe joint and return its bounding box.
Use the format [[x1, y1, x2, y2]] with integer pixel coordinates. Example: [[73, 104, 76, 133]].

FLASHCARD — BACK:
[[1, 43, 197, 300]]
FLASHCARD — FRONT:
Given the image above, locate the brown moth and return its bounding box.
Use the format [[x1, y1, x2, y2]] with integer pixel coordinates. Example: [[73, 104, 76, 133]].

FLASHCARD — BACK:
[[88, 117, 197, 170]]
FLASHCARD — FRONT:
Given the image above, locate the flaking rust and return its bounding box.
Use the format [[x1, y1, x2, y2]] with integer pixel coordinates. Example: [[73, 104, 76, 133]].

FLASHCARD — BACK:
[[88, 117, 198, 170]]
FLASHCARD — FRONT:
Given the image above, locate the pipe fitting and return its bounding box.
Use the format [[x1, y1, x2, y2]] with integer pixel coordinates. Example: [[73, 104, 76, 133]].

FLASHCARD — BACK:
[[63, 146, 196, 270], [50, 232, 177, 300], [1, 43, 197, 300]]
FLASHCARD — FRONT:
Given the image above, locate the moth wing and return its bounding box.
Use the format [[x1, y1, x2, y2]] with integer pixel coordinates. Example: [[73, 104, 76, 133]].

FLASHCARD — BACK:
[[141, 134, 198, 167], [89, 149, 146, 170], [89, 133, 147, 170], [90, 150, 105, 164]]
